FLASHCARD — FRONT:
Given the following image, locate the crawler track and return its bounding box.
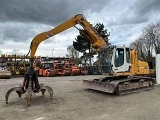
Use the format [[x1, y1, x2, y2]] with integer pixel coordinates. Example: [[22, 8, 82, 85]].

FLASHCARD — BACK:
[[82, 76, 155, 94]]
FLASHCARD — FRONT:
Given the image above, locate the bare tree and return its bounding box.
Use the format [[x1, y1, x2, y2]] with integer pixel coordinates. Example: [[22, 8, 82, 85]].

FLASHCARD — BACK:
[[142, 29, 153, 59], [66, 45, 80, 64], [130, 37, 145, 60], [141, 22, 160, 55], [130, 21, 160, 58], [152, 22, 160, 54], [130, 37, 151, 61], [130, 21, 160, 68]]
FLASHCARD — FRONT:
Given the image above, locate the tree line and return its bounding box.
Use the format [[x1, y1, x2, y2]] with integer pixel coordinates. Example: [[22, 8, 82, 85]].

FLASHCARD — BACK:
[[130, 21, 160, 68]]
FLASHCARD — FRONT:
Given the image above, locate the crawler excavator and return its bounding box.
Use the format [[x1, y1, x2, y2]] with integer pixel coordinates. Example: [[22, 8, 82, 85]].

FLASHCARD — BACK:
[[82, 45, 155, 94], [5, 14, 155, 106]]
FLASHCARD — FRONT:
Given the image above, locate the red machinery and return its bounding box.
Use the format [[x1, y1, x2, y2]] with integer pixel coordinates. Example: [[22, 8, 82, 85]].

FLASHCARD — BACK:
[[54, 61, 81, 76], [54, 61, 64, 76], [70, 64, 80, 76], [39, 61, 56, 77], [62, 62, 72, 75]]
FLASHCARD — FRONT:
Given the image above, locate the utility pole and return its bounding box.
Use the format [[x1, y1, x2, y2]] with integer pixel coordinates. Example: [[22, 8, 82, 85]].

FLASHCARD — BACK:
[[52, 49, 54, 58]]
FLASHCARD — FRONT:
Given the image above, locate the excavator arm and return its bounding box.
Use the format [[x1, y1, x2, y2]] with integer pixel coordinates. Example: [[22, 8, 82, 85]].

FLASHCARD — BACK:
[[6, 14, 109, 107], [30, 14, 107, 58]]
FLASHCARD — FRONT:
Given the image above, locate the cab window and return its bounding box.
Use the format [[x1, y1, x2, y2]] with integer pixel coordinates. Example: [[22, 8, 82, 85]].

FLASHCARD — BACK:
[[114, 48, 124, 67]]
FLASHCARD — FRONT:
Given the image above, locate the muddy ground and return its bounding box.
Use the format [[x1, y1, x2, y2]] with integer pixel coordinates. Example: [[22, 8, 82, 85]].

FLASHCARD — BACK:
[[0, 75, 160, 120]]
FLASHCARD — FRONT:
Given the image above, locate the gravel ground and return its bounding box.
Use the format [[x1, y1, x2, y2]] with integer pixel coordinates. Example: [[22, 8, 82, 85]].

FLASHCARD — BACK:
[[0, 75, 160, 120]]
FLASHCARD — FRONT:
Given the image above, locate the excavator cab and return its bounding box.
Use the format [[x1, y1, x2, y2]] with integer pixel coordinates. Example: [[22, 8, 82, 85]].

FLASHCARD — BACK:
[[112, 46, 131, 73], [99, 45, 131, 74]]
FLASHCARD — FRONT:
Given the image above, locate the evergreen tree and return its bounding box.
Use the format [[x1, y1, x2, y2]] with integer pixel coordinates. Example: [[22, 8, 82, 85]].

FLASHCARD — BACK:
[[73, 23, 110, 65], [94, 23, 110, 43]]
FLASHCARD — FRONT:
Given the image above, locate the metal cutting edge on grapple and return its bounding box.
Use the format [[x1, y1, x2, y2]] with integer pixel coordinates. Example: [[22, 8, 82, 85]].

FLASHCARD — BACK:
[[5, 84, 53, 106]]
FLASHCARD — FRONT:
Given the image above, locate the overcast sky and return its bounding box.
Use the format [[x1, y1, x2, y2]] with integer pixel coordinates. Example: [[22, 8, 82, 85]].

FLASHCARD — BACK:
[[0, 0, 160, 57]]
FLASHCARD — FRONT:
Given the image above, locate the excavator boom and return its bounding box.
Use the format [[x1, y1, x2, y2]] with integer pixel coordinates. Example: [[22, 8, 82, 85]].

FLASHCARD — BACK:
[[5, 14, 109, 106], [30, 14, 107, 58]]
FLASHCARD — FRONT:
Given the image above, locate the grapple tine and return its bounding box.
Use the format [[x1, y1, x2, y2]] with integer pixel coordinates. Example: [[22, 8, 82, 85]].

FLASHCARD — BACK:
[[26, 87, 32, 107], [40, 85, 53, 100], [5, 87, 23, 104]]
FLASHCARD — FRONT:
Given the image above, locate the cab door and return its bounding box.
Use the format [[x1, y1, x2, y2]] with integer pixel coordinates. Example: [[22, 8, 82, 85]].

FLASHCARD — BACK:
[[112, 46, 131, 73]]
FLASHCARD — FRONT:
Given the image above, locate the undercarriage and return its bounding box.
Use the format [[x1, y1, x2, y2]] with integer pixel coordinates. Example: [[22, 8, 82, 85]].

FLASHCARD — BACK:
[[82, 76, 155, 95]]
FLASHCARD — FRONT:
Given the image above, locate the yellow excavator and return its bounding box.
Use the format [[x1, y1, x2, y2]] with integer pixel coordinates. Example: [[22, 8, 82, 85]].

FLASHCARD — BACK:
[[83, 45, 155, 94], [5, 14, 155, 106]]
